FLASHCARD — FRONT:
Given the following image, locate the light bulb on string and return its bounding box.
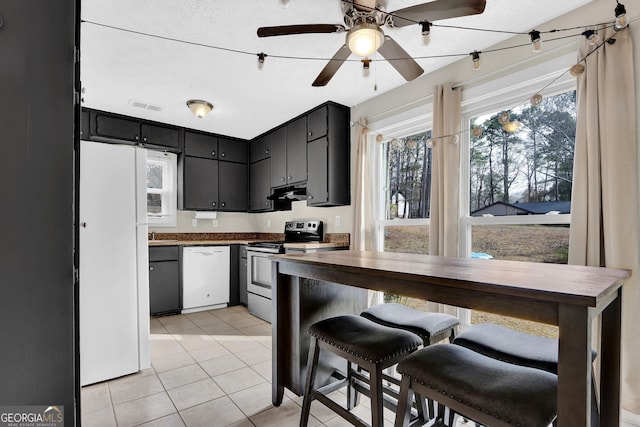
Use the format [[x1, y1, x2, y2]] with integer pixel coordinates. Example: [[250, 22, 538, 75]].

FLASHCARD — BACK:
[[529, 30, 541, 52], [470, 50, 481, 71], [614, 1, 628, 31], [257, 52, 267, 69], [530, 94, 543, 106], [472, 126, 483, 138], [376, 134, 384, 143], [570, 63, 585, 77], [582, 29, 600, 46]]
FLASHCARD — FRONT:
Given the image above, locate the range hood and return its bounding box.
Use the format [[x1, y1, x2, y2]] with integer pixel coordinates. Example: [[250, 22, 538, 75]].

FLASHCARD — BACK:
[[268, 184, 307, 202]]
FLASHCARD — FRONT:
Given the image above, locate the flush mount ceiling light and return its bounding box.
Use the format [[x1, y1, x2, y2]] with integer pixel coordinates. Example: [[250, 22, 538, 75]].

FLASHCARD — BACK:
[[347, 23, 384, 57], [186, 100, 213, 118]]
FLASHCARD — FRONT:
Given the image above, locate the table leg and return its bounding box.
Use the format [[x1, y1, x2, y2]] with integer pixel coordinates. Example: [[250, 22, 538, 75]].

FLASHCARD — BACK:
[[600, 289, 622, 427], [558, 304, 592, 426], [272, 263, 284, 406]]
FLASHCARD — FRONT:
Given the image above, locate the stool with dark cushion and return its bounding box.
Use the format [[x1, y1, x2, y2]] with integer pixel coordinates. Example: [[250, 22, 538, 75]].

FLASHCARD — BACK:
[[361, 303, 460, 345], [453, 322, 598, 426], [300, 315, 424, 427], [395, 344, 558, 427]]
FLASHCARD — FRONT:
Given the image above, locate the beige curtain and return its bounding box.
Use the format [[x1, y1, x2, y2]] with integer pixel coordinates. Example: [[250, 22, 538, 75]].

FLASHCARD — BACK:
[[568, 27, 640, 415], [428, 83, 462, 314], [353, 119, 377, 252], [429, 83, 462, 257]]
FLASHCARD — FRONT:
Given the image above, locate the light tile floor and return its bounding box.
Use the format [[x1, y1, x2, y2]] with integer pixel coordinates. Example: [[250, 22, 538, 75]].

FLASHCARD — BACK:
[[81, 306, 470, 427]]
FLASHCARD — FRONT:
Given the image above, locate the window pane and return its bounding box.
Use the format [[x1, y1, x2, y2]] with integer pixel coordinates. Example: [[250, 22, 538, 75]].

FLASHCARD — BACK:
[[383, 225, 429, 254], [147, 193, 162, 215], [147, 162, 164, 190], [471, 224, 569, 263], [386, 131, 432, 219], [469, 91, 576, 215]]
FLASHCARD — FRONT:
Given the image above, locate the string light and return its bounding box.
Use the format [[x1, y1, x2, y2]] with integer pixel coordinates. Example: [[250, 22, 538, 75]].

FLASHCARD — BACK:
[[470, 50, 481, 71], [529, 30, 542, 52], [570, 63, 585, 76], [257, 52, 267, 69], [614, 1, 628, 31], [582, 29, 600, 46], [376, 134, 384, 143], [421, 21, 431, 36], [530, 94, 543, 106]]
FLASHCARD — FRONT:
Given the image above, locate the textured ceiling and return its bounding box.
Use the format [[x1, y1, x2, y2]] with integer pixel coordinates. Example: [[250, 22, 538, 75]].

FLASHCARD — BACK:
[[80, 0, 592, 140]]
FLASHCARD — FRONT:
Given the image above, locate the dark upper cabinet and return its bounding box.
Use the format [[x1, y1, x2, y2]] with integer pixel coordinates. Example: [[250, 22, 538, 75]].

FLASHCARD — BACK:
[[91, 111, 141, 144], [182, 133, 248, 212], [306, 106, 328, 142], [306, 136, 329, 205], [306, 103, 351, 207], [286, 117, 308, 185], [250, 134, 271, 163], [89, 110, 181, 150], [183, 156, 219, 210], [184, 131, 218, 159], [270, 127, 287, 188], [249, 158, 273, 212], [271, 118, 307, 187], [140, 123, 180, 149], [219, 161, 247, 211], [219, 137, 248, 163]]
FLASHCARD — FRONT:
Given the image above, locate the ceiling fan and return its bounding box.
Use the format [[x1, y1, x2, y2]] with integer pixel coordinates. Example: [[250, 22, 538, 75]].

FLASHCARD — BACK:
[[257, 0, 487, 86]]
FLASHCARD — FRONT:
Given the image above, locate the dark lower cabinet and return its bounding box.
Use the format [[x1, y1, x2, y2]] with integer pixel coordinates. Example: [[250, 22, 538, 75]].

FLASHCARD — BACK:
[[149, 246, 181, 316]]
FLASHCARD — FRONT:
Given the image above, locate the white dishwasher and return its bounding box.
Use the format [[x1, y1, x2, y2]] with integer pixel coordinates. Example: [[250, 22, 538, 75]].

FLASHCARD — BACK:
[[182, 246, 230, 314]]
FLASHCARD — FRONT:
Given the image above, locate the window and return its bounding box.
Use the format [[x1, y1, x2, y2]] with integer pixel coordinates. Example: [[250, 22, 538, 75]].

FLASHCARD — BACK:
[[463, 89, 576, 338], [381, 131, 433, 254], [146, 150, 177, 227]]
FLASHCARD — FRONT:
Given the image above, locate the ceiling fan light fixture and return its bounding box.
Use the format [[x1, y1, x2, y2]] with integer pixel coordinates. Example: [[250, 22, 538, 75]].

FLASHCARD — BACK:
[[186, 100, 213, 118], [347, 23, 384, 57]]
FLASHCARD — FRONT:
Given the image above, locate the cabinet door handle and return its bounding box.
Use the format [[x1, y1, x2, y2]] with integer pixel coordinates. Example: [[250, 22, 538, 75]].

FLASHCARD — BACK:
[[212, 201, 217, 207], [135, 135, 140, 141], [308, 195, 314, 200], [308, 132, 313, 137], [287, 176, 292, 180], [143, 137, 148, 142], [265, 150, 269, 155], [80, 222, 87, 228], [221, 202, 226, 208], [211, 151, 216, 157], [149, 266, 154, 271], [281, 177, 285, 182], [221, 152, 226, 157], [265, 201, 270, 206]]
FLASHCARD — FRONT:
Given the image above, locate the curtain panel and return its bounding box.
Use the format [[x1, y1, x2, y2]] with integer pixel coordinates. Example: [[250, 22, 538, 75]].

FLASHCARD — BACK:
[[568, 26, 640, 415]]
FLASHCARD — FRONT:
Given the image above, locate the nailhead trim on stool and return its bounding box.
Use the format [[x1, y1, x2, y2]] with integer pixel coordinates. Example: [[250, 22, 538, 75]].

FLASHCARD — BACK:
[[361, 303, 459, 345]]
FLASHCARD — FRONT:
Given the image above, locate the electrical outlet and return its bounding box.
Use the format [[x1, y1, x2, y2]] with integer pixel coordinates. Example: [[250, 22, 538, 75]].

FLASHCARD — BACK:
[[335, 215, 341, 226], [212, 219, 219, 228], [192, 219, 198, 228], [267, 219, 272, 229]]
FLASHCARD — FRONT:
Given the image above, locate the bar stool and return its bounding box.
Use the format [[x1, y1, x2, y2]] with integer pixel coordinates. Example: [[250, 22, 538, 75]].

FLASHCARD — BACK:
[[395, 344, 558, 427], [300, 315, 424, 427], [361, 303, 460, 345], [453, 323, 598, 426], [361, 303, 460, 422]]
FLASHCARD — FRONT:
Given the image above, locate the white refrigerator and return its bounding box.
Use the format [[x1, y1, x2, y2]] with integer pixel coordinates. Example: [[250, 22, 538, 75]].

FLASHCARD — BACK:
[[79, 140, 150, 386]]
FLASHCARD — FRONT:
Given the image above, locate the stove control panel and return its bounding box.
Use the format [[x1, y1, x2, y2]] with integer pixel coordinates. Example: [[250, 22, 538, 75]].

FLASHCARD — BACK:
[[284, 220, 324, 242]]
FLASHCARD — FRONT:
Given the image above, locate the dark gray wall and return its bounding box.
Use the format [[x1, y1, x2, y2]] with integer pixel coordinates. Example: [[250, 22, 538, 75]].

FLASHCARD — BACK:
[[0, 1, 78, 425]]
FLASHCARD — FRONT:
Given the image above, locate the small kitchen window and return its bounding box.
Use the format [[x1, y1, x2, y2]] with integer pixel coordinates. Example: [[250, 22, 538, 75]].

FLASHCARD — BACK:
[[146, 150, 177, 227]]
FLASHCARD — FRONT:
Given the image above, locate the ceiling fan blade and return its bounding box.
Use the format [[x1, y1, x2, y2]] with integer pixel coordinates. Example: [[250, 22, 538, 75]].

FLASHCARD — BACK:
[[377, 36, 424, 82], [389, 0, 486, 28], [312, 45, 351, 87], [257, 24, 346, 38]]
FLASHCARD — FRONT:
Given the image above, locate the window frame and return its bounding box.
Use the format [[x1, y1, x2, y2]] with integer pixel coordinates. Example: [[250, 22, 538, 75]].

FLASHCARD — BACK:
[[146, 150, 177, 227]]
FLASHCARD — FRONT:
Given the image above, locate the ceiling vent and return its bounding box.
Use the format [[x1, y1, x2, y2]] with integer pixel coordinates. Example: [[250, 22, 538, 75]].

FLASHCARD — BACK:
[[129, 100, 163, 112]]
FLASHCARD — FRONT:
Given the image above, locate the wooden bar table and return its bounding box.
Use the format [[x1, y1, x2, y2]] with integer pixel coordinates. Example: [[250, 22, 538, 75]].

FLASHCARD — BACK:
[[270, 250, 630, 427]]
